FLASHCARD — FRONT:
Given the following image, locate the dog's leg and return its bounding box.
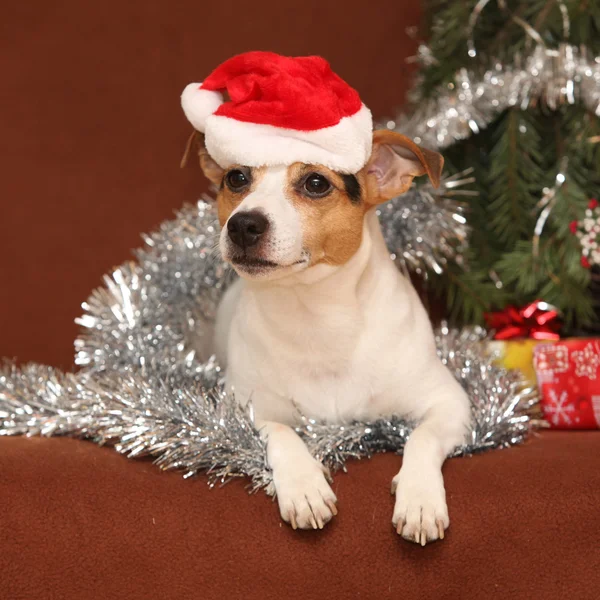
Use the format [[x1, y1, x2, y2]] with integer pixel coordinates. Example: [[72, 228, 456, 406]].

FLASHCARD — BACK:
[[391, 369, 469, 545], [258, 420, 338, 530]]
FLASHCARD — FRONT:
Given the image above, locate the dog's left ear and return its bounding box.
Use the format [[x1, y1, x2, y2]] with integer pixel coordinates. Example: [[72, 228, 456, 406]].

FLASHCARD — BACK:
[[180, 130, 225, 186], [363, 130, 443, 205]]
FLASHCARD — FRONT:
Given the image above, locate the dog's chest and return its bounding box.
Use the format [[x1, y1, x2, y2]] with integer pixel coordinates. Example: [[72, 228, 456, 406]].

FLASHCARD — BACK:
[[229, 334, 385, 423], [225, 285, 411, 423]]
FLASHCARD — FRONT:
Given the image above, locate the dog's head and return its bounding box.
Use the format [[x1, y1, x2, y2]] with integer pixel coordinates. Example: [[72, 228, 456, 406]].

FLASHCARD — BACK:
[[188, 130, 442, 281]]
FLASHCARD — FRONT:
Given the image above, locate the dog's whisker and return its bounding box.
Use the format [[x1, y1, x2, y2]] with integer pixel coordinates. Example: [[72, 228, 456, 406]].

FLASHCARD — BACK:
[[206, 242, 222, 263]]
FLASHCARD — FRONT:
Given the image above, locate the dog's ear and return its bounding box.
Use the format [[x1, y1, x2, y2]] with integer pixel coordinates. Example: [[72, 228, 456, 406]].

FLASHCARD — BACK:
[[180, 130, 224, 186], [363, 130, 443, 205]]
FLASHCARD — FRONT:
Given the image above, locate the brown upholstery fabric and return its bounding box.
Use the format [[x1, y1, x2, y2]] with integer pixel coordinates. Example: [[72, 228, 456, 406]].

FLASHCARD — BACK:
[[0, 0, 420, 369], [1, 431, 599, 599]]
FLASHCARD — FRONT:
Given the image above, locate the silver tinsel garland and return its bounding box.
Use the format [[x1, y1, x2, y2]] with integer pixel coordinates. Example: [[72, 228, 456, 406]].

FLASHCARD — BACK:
[[390, 43, 600, 150], [1, 324, 538, 492], [0, 364, 269, 490], [0, 194, 540, 491], [74, 198, 229, 384]]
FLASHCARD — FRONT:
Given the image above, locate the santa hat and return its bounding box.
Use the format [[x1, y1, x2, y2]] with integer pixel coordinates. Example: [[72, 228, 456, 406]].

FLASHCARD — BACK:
[[181, 51, 373, 174]]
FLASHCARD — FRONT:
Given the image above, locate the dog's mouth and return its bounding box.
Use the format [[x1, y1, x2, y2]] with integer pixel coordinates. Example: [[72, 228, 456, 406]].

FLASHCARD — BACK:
[[231, 256, 279, 269], [229, 254, 308, 274]]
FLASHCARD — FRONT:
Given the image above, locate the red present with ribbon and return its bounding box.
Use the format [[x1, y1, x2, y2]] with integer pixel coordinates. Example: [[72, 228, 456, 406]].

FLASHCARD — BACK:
[[534, 339, 600, 429], [485, 300, 561, 340]]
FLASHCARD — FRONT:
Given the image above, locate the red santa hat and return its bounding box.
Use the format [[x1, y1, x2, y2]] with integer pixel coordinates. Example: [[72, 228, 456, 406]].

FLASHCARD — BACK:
[[181, 51, 373, 174]]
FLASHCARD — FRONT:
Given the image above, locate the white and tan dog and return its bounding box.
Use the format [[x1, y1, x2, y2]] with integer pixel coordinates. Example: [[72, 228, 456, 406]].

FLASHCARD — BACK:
[[189, 128, 471, 545]]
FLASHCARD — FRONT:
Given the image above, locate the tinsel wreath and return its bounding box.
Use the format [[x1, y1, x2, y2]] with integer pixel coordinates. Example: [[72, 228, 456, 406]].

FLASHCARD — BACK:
[[0, 188, 539, 493]]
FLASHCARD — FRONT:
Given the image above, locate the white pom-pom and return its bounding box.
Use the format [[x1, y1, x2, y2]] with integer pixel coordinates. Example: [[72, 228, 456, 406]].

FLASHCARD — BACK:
[[181, 83, 223, 132]]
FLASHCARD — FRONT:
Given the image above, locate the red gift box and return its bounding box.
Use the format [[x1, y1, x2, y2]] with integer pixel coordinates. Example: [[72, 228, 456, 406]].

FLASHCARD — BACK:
[[534, 339, 600, 429]]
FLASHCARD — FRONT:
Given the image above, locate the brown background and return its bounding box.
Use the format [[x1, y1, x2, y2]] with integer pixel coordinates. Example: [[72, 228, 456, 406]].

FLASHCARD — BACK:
[[1, 0, 420, 369]]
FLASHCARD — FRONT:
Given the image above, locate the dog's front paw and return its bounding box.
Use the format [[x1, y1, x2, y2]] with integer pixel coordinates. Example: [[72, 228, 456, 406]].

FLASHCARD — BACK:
[[273, 458, 337, 530], [391, 468, 449, 546]]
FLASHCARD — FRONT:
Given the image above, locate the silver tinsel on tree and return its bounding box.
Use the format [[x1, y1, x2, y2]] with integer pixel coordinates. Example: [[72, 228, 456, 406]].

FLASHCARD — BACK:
[[389, 43, 600, 150], [380, 169, 474, 275], [0, 193, 541, 492]]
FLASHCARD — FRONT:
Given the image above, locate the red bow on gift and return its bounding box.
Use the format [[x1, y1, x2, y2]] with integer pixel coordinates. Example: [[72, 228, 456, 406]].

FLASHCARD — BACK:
[[485, 300, 561, 340]]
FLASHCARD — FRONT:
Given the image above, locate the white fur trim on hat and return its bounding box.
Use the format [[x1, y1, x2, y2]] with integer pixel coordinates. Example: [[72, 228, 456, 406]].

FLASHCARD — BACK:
[[180, 83, 223, 133], [203, 104, 373, 174]]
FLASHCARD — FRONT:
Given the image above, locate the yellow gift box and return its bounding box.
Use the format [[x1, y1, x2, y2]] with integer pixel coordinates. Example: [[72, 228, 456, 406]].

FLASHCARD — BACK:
[[487, 339, 552, 386]]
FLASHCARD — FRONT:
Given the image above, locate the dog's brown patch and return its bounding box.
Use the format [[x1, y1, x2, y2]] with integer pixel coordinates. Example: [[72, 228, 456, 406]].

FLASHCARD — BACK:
[[214, 166, 266, 227], [286, 164, 368, 267]]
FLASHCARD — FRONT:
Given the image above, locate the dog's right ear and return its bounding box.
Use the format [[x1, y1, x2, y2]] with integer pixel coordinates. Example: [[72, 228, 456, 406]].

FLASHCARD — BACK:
[[180, 130, 224, 187], [363, 130, 443, 206]]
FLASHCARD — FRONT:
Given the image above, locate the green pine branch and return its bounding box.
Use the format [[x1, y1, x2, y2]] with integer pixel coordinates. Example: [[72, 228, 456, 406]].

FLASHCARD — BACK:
[[413, 1, 600, 333], [488, 109, 545, 246]]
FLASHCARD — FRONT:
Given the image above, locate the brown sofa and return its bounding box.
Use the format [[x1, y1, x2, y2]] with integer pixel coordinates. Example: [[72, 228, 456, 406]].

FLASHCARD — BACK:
[[2, 432, 599, 599], [2, 2, 599, 598]]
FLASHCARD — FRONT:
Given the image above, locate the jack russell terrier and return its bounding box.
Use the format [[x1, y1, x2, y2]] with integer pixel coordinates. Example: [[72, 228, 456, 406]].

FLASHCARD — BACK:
[[181, 51, 470, 545]]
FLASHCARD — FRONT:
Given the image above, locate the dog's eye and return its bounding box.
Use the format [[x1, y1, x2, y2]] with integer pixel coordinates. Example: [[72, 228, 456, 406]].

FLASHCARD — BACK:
[[225, 169, 249, 191], [303, 173, 331, 197]]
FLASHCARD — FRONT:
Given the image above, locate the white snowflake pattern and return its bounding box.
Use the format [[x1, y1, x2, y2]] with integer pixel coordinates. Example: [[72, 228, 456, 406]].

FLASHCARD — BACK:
[[571, 342, 600, 380], [535, 345, 569, 375], [544, 389, 575, 426]]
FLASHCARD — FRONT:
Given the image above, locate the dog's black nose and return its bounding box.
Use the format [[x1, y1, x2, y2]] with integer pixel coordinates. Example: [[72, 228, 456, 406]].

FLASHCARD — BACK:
[[227, 211, 269, 249]]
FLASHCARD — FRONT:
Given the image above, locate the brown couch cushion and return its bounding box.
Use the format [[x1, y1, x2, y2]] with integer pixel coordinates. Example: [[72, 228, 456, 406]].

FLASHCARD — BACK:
[[1, 431, 598, 599]]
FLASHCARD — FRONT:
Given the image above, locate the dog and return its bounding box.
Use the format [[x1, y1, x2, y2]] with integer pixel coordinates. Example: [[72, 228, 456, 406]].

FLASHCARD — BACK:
[[181, 51, 470, 545], [186, 129, 471, 545]]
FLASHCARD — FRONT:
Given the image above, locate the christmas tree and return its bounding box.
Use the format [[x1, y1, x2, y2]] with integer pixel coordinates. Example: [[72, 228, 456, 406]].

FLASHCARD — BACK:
[[390, 0, 600, 333]]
